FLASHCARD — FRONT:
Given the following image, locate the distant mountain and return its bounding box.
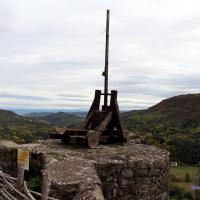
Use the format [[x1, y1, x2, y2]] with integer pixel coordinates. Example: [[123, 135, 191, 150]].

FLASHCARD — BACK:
[[0, 109, 34, 125], [0, 109, 52, 143], [9, 108, 87, 115], [25, 111, 86, 118], [33, 112, 82, 127], [70, 112, 86, 118], [121, 110, 142, 118], [0, 109, 18, 123], [123, 93, 200, 164], [123, 93, 200, 131], [0, 109, 83, 144], [25, 112, 54, 118]]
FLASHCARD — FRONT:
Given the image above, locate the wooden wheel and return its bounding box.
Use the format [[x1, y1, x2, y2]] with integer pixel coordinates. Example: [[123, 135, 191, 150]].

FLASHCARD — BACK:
[[87, 130, 99, 149], [61, 136, 70, 144]]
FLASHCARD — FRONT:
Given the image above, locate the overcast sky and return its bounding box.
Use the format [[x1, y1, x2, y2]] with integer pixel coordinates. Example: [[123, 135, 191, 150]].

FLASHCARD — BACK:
[[1, 0, 200, 111]]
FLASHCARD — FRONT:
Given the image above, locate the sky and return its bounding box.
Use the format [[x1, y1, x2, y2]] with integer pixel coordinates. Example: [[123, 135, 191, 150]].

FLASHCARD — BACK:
[[1, 0, 200, 111]]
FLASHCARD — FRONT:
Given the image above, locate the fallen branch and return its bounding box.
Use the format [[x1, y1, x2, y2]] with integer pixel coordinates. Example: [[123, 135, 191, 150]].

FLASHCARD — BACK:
[[23, 181, 36, 200], [2, 176, 27, 199], [29, 190, 59, 200], [0, 171, 35, 200], [1, 187, 18, 200]]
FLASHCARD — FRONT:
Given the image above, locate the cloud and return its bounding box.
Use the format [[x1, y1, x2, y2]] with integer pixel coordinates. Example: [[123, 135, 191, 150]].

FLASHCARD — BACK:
[[1, 0, 200, 110], [57, 94, 90, 101], [57, 94, 88, 98], [0, 92, 48, 101]]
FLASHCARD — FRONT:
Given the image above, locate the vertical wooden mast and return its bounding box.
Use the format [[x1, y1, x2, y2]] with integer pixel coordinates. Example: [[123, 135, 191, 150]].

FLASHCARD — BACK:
[[104, 9, 110, 107]]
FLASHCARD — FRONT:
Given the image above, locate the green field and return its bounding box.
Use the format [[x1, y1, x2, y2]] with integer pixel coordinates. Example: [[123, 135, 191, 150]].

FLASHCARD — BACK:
[[170, 166, 199, 191]]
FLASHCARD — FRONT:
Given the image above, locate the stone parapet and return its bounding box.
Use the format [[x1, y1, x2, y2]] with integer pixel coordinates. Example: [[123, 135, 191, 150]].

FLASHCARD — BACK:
[[0, 139, 170, 200]]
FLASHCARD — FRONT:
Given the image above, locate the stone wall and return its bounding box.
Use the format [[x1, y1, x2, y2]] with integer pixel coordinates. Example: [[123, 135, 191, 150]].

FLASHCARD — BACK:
[[96, 159, 168, 200], [0, 140, 170, 200], [0, 140, 18, 176]]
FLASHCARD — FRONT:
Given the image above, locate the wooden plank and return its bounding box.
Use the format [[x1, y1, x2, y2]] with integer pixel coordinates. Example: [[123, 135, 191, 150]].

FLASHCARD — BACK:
[[24, 181, 36, 200], [82, 110, 94, 129], [95, 111, 112, 132], [18, 148, 29, 171], [110, 90, 125, 142], [41, 172, 50, 200], [86, 90, 101, 118], [17, 166, 24, 192]]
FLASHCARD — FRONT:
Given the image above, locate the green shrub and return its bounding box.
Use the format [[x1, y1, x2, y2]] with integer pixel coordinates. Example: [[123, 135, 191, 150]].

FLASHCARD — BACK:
[[26, 176, 41, 192], [185, 172, 192, 182]]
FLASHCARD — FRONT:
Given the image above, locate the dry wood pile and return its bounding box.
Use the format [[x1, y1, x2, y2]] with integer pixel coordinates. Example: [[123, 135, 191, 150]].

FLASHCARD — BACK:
[[0, 170, 59, 200], [0, 170, 35, 200]]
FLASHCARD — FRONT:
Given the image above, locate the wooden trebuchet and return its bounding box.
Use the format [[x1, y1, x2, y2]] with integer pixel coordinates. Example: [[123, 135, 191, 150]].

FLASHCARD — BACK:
[[49, 10, 126, 148]]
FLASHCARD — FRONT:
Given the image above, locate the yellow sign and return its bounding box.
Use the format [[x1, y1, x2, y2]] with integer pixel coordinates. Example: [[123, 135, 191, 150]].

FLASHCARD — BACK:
[[18, 148, 29, 170]]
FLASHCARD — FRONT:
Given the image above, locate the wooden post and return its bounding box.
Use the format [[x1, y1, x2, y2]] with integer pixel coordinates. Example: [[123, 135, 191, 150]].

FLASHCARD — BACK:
[[17, 165, 24, 192], [17, 148, 29, 192], [104, 9, 110, 107], [41, 171, 50, 200]]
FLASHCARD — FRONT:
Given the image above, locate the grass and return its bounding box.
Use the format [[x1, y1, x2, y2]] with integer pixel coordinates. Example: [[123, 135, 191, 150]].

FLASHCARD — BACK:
[[171, 181, 193, 191], [26, 176, 42, 192], [171, 166, 199, 182], [170, 166, 200, 191]]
